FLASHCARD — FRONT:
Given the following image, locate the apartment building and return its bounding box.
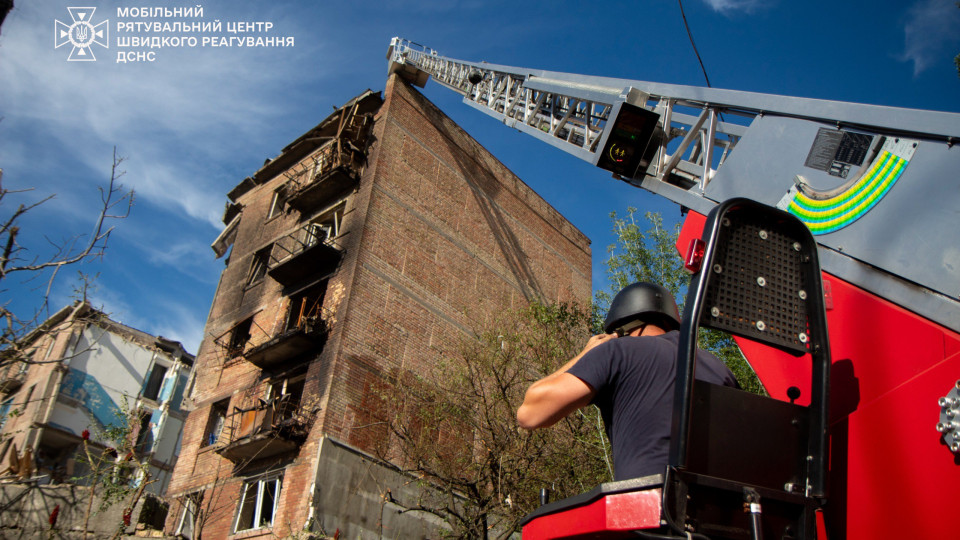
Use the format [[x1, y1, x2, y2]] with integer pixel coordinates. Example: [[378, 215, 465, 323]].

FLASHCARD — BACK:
[[165, 74, 592, 538]]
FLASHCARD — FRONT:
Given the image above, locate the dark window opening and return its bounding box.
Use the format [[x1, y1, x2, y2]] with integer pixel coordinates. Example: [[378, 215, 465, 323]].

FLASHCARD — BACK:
[[135, 410, 153, 453], [142, 364, 168, 401], [234, 473, 282, 532], [270, 377, 305, 424], [286, 281, 328, 332], [267, 188, 287, 220], [204, 399, 228, 447], [228, 318, 253, 357], [177, 491, 204, 539], [246, 247, 271, 286]]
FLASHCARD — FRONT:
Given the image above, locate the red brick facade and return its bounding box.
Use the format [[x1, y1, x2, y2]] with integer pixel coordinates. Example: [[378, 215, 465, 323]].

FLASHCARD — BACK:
[[165, 75, 591, 538]]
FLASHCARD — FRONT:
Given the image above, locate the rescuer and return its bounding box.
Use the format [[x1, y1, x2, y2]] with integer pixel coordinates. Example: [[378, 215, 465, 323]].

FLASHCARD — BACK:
[[516, 282, 738, 481]]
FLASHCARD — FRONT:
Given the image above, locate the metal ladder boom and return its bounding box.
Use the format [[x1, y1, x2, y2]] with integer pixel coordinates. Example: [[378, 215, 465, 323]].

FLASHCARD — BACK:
[[386, 37, 960, 333]]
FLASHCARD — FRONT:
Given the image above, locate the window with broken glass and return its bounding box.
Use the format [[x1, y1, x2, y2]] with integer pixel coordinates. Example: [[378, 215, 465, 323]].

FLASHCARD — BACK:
[[203, 399, 228, 447], [246, 247, 271, 286], [267, 188, 288, 221], [286, 280, 327, 334], [226, 317, 253, 358], [268, 375, 305, 425], [233, 472, 282, 533], [176, 491, 203, 539], [303, 203, 345, 246]]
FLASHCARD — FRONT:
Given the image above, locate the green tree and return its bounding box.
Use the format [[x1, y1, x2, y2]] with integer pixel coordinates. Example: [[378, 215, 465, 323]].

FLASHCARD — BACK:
[[375, 302, 611, 539], [596, 208, 764, 394]]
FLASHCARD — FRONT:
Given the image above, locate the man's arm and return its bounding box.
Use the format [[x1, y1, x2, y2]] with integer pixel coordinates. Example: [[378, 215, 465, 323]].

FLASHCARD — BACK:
[[516, 333, 616, 430]]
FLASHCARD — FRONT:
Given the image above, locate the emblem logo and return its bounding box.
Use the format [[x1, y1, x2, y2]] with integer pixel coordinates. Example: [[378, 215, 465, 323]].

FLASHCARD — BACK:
[[54, 7, 109, 61]]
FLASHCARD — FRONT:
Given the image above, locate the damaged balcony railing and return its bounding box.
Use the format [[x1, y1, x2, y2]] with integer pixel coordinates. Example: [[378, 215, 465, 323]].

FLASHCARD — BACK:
[[214, 395, 312, 462], [243, 304, 329, 369], [285, 136, 365, 212], [267, 224, 342, 286]]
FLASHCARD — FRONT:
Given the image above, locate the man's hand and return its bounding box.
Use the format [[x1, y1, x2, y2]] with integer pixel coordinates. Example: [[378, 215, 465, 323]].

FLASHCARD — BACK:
[[516, 333, 614, 430], [582, 333, 617, 355]]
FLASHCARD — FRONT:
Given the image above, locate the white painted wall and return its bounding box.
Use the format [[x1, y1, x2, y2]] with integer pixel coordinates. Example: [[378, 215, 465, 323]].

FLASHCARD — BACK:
[[45, 323, 194, 495]]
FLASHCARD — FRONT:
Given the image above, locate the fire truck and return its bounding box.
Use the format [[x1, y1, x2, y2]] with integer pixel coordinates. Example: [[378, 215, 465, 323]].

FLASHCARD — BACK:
[[386, 38, 960, 539]]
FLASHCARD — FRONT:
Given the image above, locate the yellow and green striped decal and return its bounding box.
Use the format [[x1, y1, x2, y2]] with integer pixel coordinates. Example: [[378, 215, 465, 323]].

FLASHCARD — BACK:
[[784, 150, 908, 235]]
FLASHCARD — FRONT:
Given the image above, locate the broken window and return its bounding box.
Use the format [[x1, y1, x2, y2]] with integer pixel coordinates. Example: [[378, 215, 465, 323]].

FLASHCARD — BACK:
[[204, 399, 228, 447], [142, 364, 168, 401], [267, 188, 287, 220], [268, 376, 305, 424], [246, 247, 271, 286], [286, 281, 328, 333], [303, 203, 345, 247], [135, 410, 154, 453], [176, 491, 204, 539], [233, 472, 282, 532], [227, 318, 253, 358]]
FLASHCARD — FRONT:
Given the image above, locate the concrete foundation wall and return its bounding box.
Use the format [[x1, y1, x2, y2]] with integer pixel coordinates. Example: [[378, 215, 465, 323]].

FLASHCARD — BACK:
[[311, 437, 445, 539]]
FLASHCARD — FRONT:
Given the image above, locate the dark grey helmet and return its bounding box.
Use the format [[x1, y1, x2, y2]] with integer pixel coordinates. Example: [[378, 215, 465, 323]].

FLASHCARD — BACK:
[[603, 282, 681, 334]]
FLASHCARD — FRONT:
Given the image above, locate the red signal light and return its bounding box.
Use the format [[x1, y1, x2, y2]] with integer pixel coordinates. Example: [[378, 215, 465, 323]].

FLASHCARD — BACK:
[[684, 238, 705, 273]]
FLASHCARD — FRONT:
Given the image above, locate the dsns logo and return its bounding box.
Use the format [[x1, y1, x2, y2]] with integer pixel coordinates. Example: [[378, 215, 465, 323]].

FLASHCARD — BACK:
[[54, 7, 109, 61]]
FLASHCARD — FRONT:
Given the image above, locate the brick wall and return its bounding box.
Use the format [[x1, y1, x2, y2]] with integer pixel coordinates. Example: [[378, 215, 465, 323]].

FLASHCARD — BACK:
[[165, 75, 591, 538]]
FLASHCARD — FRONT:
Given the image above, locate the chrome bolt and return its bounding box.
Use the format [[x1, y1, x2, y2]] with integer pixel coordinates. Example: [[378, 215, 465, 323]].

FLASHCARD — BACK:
[[759, 230, 769, 240], [793, 242, 802, 252], [937, 422, 950, 433], [757, 277, 767, 287], [713, 264, 723, 274], [711, 307, 720, 317], [756, 321, 766, 332], [798, 290, 807, 300], [952, 441, 960, 453], [798, 333, 808, 343], [722, 218, 731, 227]]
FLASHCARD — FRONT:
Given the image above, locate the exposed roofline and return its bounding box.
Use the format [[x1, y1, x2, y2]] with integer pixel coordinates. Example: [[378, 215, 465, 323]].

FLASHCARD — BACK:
[[4, 302, 195, 363], [226, 89, 383, 203]]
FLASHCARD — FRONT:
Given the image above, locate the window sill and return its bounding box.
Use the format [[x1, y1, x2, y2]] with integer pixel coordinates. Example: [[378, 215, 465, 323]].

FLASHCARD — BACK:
[[231, 526, 274, 539]]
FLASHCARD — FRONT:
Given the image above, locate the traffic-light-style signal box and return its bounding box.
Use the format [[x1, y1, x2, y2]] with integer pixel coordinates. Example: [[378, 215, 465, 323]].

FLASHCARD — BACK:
[[594, 101, 661, 178]]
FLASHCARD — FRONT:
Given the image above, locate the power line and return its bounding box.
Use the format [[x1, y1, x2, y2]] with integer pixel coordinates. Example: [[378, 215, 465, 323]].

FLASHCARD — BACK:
[[677, 0, 712, 88]]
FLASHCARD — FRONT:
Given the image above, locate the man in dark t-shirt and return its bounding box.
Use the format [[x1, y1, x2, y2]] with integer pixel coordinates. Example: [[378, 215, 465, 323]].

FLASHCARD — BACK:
[[517, 282, 738, 481]]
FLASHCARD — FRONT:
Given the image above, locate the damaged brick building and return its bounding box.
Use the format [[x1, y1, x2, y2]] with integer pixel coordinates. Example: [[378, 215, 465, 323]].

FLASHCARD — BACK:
[[164, 74, 592, 538]]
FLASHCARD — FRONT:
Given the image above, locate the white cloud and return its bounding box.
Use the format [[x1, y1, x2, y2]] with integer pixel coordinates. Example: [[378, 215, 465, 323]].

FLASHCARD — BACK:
[[144, 303, 207, 355], [0, 2, 326, 229], [701, 0, 767, 14], [900, 0, 960, 76]]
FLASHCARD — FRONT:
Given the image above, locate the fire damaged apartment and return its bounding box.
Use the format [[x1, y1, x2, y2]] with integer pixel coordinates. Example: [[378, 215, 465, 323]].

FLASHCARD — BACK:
[[164, 75, 592, 538]]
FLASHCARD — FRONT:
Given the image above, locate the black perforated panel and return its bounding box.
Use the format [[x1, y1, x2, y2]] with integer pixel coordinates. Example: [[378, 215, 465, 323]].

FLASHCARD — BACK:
[[700, 211, 813, 355]]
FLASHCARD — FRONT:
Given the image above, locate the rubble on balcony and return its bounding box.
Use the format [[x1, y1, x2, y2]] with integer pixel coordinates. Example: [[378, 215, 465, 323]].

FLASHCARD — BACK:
[[285, 140, 363, 213], [215, 395, 311, 462]]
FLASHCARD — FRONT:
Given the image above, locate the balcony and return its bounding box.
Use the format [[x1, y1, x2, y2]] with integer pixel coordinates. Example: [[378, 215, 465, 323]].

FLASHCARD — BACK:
[[244, 318, 328, 370], [215, 396, 311, 462], [267, 225, 342, 287], [286, 142, 362, 213], [0, 373, 24, 394]]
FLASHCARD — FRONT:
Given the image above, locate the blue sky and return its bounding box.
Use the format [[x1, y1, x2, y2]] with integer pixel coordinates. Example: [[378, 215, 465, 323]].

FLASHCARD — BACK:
[[1, 0, 958, 353]]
